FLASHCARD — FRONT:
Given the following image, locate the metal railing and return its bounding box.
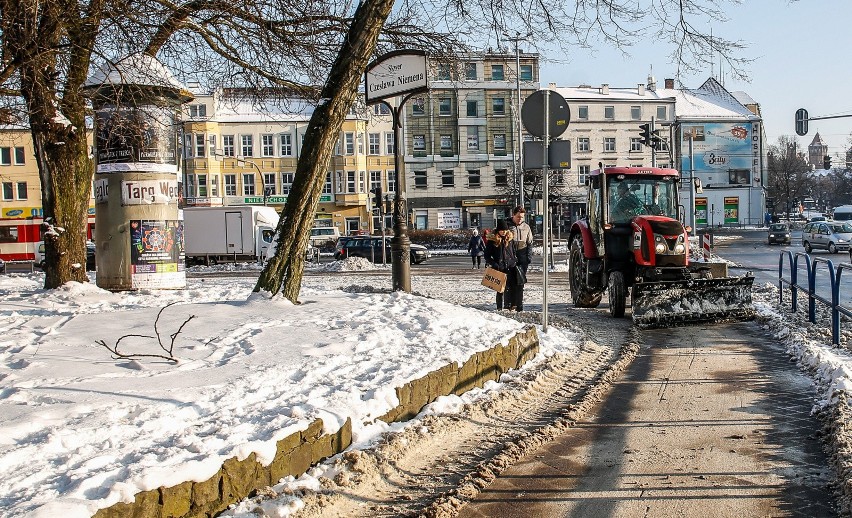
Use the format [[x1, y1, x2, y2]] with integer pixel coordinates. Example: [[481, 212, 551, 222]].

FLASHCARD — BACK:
[[778, 251, 852, 346]]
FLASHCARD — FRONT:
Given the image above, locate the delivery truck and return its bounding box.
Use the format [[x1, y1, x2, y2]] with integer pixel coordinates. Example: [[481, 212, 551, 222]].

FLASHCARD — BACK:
[[183, 206, 280, 265]]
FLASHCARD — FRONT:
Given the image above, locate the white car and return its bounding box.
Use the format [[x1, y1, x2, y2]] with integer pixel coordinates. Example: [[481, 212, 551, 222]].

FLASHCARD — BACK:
[[34, 241, 46, 268]]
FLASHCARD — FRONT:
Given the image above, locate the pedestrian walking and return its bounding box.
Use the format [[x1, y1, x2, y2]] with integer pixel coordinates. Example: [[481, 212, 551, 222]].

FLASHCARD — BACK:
[[506, 206, 533, 311], [484, 220, 518, 311], [467, 229, 486, 269]]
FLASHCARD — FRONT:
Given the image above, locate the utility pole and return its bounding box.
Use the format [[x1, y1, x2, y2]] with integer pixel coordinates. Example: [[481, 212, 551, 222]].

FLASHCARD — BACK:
[[506, 32, 529, 209]]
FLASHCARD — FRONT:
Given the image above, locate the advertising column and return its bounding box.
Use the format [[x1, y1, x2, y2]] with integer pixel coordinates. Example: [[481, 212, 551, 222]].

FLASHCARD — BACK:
[[84, 54, 193, 290]]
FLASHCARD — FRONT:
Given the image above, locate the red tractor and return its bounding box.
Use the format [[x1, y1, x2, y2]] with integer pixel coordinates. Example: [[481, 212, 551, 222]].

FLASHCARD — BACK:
[[568, 166, 753, 327]]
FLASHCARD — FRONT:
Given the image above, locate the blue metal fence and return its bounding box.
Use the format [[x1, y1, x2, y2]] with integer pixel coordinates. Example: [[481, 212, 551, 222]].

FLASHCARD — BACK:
[[778, 251, 852, 346]]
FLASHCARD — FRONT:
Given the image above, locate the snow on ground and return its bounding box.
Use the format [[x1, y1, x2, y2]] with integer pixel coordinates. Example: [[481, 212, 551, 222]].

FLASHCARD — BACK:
[[1, 242, 850, 517]]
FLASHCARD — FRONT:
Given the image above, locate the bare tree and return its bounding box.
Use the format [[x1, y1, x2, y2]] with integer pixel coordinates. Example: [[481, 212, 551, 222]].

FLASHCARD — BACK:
[[766, 136, 811, 218], [0, 0, 752, 295]]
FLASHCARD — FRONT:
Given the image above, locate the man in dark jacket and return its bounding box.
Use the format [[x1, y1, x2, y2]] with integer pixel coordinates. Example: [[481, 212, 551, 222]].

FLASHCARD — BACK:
[[506, 206, 533, 311]]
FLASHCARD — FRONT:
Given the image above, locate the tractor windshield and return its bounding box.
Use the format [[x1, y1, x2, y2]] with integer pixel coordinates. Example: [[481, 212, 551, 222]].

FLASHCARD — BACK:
[[609, 176, 678, 223]]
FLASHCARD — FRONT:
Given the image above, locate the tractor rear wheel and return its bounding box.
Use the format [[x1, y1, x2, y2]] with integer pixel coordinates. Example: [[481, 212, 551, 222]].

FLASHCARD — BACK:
[[608, 270, 627, 318], [569, 236, 602, 308]]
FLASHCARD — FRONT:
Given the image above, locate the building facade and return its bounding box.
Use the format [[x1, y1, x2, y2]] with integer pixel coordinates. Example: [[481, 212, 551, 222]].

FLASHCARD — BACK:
[[402, 51, 539, 231]]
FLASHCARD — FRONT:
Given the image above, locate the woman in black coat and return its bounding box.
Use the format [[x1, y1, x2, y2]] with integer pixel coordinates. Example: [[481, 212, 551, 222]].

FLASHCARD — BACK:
[[484, 219, 518, 310]]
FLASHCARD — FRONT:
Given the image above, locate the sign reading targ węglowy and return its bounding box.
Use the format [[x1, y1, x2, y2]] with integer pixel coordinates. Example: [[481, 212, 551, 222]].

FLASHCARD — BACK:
[[365, 50, 428, 103]]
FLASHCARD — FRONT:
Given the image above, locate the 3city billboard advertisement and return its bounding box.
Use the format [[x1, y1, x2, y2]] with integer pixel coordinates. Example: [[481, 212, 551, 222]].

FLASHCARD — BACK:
[[680, 122, 761, 181]]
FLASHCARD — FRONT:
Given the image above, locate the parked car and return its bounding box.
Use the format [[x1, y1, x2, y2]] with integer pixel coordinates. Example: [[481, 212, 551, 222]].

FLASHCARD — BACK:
[[34, 241, 95, 270], [34, 241, 46, 268], [767, 223, 791, 245], [309, 227, 341, 247], [808, 215, 828, 223], [335, 236, 429, 264], [802, 221, 852, 254]]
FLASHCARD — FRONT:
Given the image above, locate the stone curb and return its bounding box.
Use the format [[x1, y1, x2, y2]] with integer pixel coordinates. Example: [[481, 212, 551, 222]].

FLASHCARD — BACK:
[[93, 325, 539, 517]]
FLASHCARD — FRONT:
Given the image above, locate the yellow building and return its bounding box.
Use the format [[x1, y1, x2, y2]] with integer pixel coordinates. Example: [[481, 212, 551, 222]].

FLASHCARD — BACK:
[[182, 88, 396, 235]]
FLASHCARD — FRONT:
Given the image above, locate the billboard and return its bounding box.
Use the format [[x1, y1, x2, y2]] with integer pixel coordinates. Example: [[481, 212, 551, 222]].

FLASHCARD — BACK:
[[681, 122, 761, 182]]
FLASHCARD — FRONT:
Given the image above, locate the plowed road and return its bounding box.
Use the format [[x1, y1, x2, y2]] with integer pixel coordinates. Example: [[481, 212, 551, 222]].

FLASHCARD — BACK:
[[458, 322, 835, 518]]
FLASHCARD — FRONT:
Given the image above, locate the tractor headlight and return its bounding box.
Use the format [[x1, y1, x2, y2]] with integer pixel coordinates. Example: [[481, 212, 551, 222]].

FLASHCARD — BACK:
[[674, 243, 685, 254]]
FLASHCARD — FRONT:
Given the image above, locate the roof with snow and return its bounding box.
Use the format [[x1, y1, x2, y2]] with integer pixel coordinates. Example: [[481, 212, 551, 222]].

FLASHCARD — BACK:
[[657, 77, 760, 121]]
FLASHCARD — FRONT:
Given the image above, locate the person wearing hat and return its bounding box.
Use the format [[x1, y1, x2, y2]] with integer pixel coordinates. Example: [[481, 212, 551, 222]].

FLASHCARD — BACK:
[[484, 219, 518, 310], [467, 228, 486, 269], [612, 181, 644, 223]]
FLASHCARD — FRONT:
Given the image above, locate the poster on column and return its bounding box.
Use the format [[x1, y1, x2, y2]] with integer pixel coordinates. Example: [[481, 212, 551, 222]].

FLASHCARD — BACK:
[[95, 104, 178, 174], [129, 219, 185, 289]]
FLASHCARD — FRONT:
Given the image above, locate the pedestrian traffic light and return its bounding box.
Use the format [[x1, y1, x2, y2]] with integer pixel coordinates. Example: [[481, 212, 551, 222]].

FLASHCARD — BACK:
[[639, 123, 652, 146], [372, 187, 382, 212], [824, 155, 832, 170]]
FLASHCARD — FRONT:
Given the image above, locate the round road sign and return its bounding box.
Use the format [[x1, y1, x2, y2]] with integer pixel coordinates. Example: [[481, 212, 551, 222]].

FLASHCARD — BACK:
[[521, 90, 570, 139]]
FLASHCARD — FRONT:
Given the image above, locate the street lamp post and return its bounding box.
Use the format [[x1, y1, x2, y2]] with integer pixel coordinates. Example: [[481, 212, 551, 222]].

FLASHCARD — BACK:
[[506, 32, 529, 209]]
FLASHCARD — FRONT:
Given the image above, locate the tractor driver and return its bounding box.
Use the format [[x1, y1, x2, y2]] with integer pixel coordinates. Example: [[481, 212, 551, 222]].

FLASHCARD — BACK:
[[611, 181, 644, 222]]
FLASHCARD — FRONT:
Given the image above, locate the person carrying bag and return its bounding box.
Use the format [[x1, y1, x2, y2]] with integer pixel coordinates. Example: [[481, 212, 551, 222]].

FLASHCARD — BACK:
[[484, 219, 518, 311]]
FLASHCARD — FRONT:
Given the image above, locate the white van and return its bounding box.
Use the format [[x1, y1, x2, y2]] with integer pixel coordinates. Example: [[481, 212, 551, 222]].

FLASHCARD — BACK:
[[309, 226, 341, 246], [833, 205, 852, 222]]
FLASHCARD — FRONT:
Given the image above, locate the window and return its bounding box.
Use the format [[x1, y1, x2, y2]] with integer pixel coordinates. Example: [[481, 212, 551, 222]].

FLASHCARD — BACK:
[[323, 172, 332, 194], [0, 148, 11, 165], [0, 225, 18, 242], [385, 132, 395, 154], [520, 64, 533, 81], [368, 133, 381, 155], [631, 106, 641, 120], [262, 134, 274, 157], [413, 134, 426, 153], [2, 182, 12, 200], [13, 147, 24, 165], [441, 169, 454, 187], [240, 135, 254, 157], [465, 62, 477, 80], [263, 173, 277, 195], [466, 100, 478, 117], [373, 104, 390, 115], [210, 175, 219, 196], [578, 137, 590, 152], [387, 170, 396, 193], [412, 98, 425, 116], [280, 133, 293, 156], [189, 104, 207, 118], [552, 171, 565, 185], [491, 64, 504, 80], [439, 98, 452, 116], [494, 133, 506, 151], [195, 134, 206, 157], [604, 106, 615, 119], [414, 170, 427, 188], [223, 135, 235, 157], [437, 63, 451, 80], [347, 171, 356, 193], [578, 106, 588, 120], [630, 138, 643, 152], [345, 133, 355, 155], [197, 175, 207, 197], [578, 165, 590, 185], [492, 97, 505, 115], [657, 106, 667, 120], [242, 173, 255, 195], [370, 170, 382, 191], [604, 137, 616, 152], [280, 172, 294, 194], [467, 127, 479, 150], [440, 134, 453, 152], [224, 174, 237, 195], [468, 169, 481, 187], [495, 169, 508, 187], [186, 174, 195, 196]]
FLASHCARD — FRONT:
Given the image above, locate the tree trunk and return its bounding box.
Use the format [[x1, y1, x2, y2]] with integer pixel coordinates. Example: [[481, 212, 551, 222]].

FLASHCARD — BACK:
[[254, 0, 395, 301], [9, 0, 94, 287]]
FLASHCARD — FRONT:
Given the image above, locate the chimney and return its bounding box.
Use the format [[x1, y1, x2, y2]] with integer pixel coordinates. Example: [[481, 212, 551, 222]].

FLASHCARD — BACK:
[[638, 83, 645, 96], [601, 83, 609, 95], [664, 78, 675, 89]]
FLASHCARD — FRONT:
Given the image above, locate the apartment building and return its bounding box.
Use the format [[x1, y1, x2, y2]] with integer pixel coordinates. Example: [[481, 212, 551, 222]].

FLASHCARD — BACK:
[[181, 88, 397, 235], [403, 51, 539, 231]]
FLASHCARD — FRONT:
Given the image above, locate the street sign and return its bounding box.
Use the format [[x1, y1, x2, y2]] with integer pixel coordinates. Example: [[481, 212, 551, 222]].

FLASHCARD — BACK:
[[365, 50, 428, 104], [521, 90, 570, 139], [523, 140, 571, 169], [795, 108, 809, 136]]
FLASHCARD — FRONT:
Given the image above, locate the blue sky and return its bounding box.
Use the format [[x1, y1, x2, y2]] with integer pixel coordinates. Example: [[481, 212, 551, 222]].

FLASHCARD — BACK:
[[537, 0, 852, 159]]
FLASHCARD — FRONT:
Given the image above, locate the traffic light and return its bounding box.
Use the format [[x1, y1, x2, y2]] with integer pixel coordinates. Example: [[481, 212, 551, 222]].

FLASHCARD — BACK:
[[639, 123, 652, 146], [371, 187, 382, 212], [651, 129, 664, 151], [824, 155, 832, 170]]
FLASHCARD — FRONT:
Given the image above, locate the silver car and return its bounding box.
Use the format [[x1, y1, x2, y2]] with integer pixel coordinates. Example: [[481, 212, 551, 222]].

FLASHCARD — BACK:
[[803, 221, 852, 254]]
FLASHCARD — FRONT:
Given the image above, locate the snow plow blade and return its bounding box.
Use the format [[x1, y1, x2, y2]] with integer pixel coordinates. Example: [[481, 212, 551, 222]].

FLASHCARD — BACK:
[[632, 275, 755, 329]]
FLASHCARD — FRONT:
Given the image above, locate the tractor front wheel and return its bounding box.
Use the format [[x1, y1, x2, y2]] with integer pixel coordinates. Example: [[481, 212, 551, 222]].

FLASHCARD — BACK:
[[570, 236, 602, 308]]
